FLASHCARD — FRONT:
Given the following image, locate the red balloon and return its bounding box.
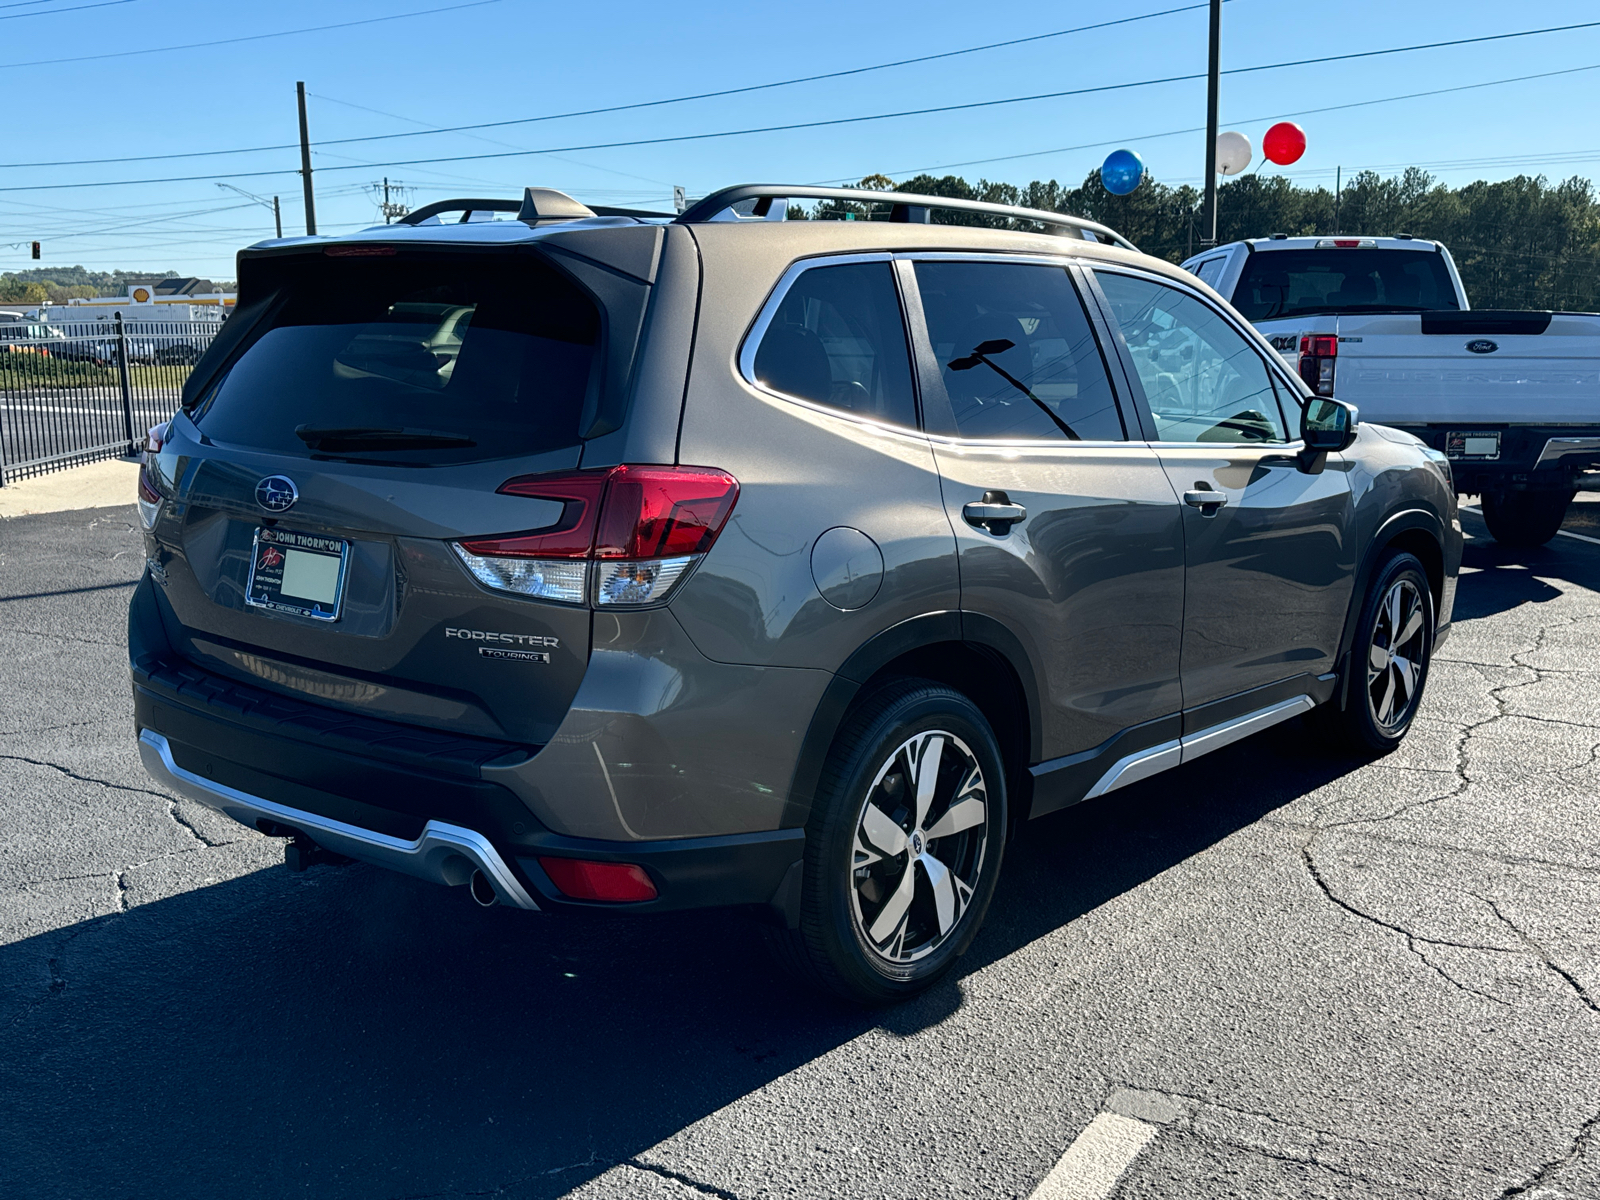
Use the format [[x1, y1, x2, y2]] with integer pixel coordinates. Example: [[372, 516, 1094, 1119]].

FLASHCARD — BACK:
[[1263, 122, 1307, 166]]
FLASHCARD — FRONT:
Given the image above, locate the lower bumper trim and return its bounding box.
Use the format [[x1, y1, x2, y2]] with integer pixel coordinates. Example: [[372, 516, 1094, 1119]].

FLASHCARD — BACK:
[[138, 729, 540, 910]]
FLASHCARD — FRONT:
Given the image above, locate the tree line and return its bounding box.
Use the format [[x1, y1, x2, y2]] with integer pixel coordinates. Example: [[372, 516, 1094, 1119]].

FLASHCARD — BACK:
[[803, 168, 1600, 312]]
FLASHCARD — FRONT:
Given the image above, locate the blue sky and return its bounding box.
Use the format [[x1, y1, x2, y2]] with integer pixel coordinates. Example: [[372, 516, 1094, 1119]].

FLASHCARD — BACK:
[[2, 0, 1598, 280]]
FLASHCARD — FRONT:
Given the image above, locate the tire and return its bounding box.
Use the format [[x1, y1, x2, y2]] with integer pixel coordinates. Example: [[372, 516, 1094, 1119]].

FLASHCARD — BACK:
[[1324, 551, 1435, 754], [769, 679, 1008, 1005], [1481, 489, 1573, 547]]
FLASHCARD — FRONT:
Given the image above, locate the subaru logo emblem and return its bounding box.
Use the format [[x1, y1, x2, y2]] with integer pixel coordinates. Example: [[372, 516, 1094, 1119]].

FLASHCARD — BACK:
[[1466, 339, 1498, 355], [255, 475, 298, 512]]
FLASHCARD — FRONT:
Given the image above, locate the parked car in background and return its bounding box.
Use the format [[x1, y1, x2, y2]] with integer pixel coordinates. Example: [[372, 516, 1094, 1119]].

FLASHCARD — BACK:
[[0, 319, 68, 355], [1184, 235, 1600, 545], [132, 185, 1461, 1004]]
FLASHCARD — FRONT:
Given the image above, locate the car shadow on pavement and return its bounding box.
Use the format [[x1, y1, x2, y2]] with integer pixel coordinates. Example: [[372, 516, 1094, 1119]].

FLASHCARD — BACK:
[[0, 721, 1366, 1200], [1451, 509, 1600, 621]]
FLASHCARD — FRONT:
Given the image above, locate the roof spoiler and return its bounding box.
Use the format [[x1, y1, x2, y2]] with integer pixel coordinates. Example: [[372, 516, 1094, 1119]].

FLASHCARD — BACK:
[[674, 184, 1137, 251], [399, 188, 673, 225]]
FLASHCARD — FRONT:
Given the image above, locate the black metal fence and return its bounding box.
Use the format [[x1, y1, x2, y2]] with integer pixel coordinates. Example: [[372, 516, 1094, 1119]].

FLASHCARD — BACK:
[[0, 315, 221, 485]]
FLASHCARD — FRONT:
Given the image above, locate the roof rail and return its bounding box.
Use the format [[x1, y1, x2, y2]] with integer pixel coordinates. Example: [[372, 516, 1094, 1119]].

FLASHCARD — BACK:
[[674, 184, 1137, 252], [399, 187, 673, 226]]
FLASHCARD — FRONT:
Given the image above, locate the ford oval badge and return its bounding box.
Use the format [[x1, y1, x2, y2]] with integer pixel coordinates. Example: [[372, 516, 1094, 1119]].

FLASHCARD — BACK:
[[1466, 339, 1498, 355], [255, 475, 298, 513]]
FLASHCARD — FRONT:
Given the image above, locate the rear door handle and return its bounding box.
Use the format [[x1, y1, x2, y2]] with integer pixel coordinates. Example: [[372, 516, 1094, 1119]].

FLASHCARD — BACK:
[[963, 491, 1027, 534], [1183, 489, 1229, 512]]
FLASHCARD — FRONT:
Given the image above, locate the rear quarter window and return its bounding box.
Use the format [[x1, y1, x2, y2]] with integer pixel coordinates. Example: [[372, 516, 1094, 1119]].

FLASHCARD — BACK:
[[193, 253, 599, 464]]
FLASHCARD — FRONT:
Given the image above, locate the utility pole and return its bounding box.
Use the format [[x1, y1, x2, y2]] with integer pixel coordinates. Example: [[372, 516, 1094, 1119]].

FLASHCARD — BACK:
[[273, 195, 282, 239], [297, 81, 317, 235], [1334, 166, 1342, 235], [1200, 0, 1222, 246], [384, 177, 392, 223]]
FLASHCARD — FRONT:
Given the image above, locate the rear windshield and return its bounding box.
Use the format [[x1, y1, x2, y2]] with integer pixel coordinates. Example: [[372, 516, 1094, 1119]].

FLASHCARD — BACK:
[[193, 253, 598, 464], [1232, 248, 1459, 321]]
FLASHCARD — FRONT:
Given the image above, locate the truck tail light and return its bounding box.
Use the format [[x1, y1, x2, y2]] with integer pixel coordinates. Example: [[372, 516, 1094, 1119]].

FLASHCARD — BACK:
[[1298, 335, 1338, 397], [453, 465, 739, 607]]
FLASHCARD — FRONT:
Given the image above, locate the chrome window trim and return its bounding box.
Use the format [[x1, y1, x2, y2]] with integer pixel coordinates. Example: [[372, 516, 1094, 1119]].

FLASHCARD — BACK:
[[1087, 261, 1310, 448]]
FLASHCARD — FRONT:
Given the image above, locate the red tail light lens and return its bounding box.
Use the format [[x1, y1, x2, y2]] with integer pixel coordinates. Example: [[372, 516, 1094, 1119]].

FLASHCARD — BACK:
[[538, 857, 658, 902], [462, 471, 609, 559], [452, 464, 739, 607], [1298, 335, 1338, 397], [594, 466, 740, 559]]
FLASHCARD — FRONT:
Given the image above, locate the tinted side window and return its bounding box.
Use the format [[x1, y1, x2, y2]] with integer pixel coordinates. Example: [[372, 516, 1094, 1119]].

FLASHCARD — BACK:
[[1095, 271, 1288, 444], [751, 262, 916, 428], [1192, 257, 1225, 287], [914, 261, 1124, 441]]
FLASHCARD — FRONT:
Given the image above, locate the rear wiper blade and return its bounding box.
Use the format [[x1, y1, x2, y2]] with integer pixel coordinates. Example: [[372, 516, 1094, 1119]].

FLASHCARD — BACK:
[[295, 425, 476, 450]]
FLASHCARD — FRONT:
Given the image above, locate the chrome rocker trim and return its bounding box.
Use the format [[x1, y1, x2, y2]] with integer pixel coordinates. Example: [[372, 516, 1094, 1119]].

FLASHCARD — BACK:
[[138, 729, 540, 910], [1086, 695, 1315, 799]]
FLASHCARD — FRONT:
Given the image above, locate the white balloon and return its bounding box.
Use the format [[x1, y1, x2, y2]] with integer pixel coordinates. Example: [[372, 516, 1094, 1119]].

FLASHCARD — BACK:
[[1216, 130, 1253, 176]]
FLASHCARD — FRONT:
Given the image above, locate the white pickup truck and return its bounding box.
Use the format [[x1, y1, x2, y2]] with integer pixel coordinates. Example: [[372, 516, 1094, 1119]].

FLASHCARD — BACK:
[[1183, 235, 1600, 545]]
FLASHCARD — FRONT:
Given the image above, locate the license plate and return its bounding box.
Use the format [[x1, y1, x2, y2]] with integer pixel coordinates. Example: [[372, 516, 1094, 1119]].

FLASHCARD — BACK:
[[1445, 430, 1501, 460], [245, 527, 350, 621]]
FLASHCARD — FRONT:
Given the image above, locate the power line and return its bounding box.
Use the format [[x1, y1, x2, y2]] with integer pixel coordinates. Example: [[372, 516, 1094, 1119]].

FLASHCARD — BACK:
[[0, 2, 1217, 170], [8, 12, 1597, 172], [0, 0, 138, 21], [0, 0, 502, 72], [848, 61, 1600, 184], [6, 46, 1600, 196]]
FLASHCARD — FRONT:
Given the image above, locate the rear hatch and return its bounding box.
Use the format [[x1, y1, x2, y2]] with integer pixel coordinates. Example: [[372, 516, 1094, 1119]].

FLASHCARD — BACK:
[[145, 246, 604, 745]]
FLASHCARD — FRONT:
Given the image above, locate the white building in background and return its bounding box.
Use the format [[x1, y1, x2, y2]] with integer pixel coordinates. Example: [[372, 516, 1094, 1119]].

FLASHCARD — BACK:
[[40, 280, 236, 326]]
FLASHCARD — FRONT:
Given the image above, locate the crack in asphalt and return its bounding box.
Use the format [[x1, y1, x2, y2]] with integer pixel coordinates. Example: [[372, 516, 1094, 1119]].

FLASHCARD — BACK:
[[1498, 1109, 1600, 1198], [628, 1161, 743, 1199], [1478, 894, 1600, 1016], [0, 717, 109, 737], [0, 752, 173, 803], [1300, 843, 1519, 1007], [3, 626, 123, 648], [166, 801, 223, 848]]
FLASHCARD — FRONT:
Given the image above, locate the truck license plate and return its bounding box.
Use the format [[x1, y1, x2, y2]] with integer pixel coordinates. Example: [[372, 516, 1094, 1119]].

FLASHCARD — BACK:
[[1445, 430, 1501, 460], [245, 527, 350, 621]]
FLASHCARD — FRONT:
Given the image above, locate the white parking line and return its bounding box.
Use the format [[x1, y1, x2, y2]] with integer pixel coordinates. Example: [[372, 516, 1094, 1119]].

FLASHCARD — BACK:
[[1028, 1113, 1158, 1200]]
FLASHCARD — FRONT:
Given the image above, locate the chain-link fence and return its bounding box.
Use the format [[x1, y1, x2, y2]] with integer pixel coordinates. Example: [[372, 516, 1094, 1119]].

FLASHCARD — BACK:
[[0, 316, 221, 485]]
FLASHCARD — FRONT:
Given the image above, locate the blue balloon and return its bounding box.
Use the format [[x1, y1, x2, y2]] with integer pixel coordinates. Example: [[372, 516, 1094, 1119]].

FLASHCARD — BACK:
[[1101, 149, 1145, 196]]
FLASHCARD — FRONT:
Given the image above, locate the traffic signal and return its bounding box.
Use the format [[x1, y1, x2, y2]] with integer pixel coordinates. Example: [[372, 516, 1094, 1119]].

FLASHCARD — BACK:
[[30, 241, 39, 260]]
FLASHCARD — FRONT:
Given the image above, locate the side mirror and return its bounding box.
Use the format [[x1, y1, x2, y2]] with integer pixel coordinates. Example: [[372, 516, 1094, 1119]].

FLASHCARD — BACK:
[[1302, 397, 1358, 451], [1298, 397, 1357, 473]]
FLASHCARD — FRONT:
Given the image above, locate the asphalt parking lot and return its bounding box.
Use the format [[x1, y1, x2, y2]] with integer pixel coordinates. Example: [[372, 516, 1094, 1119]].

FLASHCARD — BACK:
[[4, 498, 1600, 1200]]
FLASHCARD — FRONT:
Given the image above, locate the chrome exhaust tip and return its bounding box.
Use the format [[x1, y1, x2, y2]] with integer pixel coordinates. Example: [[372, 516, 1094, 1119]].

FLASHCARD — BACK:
[[469, 869, 499, 907]]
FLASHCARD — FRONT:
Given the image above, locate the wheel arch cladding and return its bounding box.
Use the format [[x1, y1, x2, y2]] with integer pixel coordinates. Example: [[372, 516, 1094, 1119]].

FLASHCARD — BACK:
[[782, 613, 1038, 830], [1335, 507, 1444, 711]]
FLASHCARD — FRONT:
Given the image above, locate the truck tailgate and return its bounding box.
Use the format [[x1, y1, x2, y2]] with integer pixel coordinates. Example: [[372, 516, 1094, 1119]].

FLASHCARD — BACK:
[[1332, 313, 1600, 425]]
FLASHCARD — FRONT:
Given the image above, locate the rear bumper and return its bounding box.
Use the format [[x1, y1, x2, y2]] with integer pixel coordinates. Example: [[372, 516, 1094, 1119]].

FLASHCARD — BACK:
[[140, 728, 542, 909], [1392, 424, 1600, 492]]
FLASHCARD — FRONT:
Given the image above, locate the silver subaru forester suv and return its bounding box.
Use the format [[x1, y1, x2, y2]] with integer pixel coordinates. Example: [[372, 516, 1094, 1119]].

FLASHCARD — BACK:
[[131, 184, 1460, 1004]]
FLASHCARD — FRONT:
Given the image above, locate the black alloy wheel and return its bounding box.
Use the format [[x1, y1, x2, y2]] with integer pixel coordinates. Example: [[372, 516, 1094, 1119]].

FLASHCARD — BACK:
[[1326, 551, 1435, 753], [769, 679, 1007, 1005]]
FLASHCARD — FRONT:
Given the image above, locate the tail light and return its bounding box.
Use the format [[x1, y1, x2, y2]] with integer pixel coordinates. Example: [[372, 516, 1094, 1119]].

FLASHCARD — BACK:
[[136, 420, 170, 531], [1298, 334, 1338, 397], [453, 465, 739, 608], [1315, 238, 1377, 249]]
